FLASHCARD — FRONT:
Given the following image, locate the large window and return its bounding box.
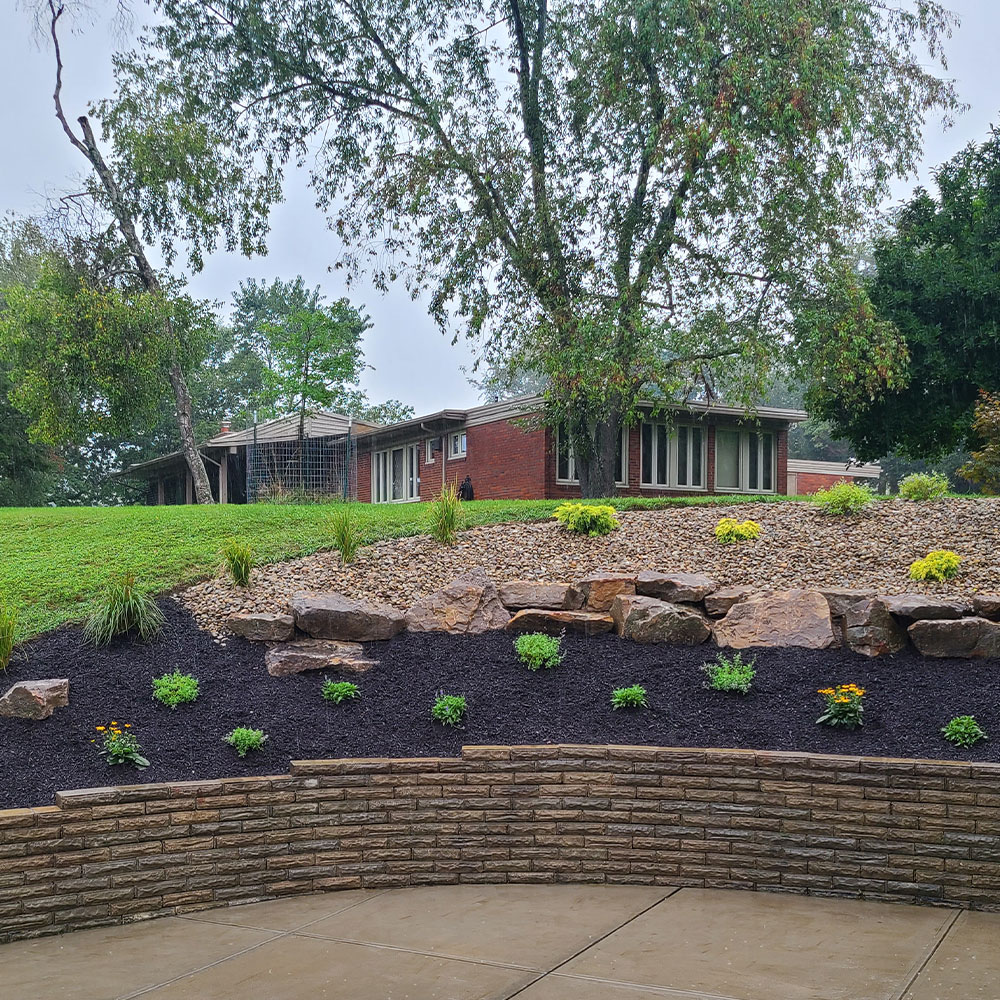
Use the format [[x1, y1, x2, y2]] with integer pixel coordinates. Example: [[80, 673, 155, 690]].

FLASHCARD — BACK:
[[640, 422, 706, 490], [373, 444, 421, 502], [715, 429, 775, 493], [556, 425, 627, 486]]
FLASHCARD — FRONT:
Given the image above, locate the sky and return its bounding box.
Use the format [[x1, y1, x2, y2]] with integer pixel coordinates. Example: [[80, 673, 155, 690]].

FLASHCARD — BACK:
[[1, 1, 998, 416]]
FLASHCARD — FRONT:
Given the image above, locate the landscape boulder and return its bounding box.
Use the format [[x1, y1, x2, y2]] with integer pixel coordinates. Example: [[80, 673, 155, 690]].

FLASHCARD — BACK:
[[843, 598, 908, 657], [498, 581, 584, 611], [405, 568, 510, 634], [880, 594, 972, 622], [576, 572, 636, 612], [265, 640, 378, 676], [228, 612, 295, 642], [907, 617, 1000, 659], [713, 590, 836, 650], [0, 679, 69, 720], [505, 609, 615, 636], [635, 571, 717, 604], [610, 595, 712, 645], [703, 586, 756, 618], [291, 592, 405, 641], [820, 589, 873, 620], [971, 594, 1000, 621]]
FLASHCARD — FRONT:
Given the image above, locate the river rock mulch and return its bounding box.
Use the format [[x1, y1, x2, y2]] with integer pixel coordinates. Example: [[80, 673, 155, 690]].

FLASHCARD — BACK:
[[179, 499, 1000, 635], [3, 602, 999, 810]]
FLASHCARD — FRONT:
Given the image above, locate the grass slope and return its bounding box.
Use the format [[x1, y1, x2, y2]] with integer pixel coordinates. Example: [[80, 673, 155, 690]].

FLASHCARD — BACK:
[[0, 495, 795, 641]]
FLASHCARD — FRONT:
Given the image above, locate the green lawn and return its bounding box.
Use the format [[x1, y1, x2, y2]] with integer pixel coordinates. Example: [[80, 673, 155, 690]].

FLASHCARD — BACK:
[[0, 495, 798, 641]]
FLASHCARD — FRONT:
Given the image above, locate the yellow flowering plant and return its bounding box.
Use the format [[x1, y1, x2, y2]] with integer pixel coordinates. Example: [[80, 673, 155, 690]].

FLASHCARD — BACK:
[[909, 550, 961, 582], [94, 721, 150, 768], [816, 683, 866, 729]]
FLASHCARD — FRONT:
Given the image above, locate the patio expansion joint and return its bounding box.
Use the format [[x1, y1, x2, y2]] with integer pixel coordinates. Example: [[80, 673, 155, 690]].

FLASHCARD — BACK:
[[891, 906, 964, 1000]]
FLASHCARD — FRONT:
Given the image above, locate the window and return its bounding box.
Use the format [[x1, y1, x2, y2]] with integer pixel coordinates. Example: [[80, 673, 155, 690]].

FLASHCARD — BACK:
[[555, 425, 627, 486], [373, 444, 421, 502], [715, 428, 775, 493], [449, 431, 467, 458], [640, 422, 706, 489], [425, 439, 435, 464]]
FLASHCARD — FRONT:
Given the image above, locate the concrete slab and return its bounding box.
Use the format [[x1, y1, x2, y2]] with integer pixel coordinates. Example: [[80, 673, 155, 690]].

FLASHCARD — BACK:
[[903, 911, 1000, 999], [185, 889, 384, 931], [516, 974, 712, 998]]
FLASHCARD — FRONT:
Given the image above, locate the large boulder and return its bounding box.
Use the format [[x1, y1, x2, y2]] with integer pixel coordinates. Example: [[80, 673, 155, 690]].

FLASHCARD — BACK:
[[498, 581, 584, 611], [610, 595, 712, 645], [576, 572, 637, 612], [843, 598, 907, 657], [265, 640, 378, 676], [505, 609, 615, 636], [291, 592, 405, 641], [714, 590, 836, 650], [821, 589, 873, 619], [405, 568, 510, 634], [703, 586, 756, 618], [972, 594, 1000, 621], [228, 612, 295, 642], [0, 679, 69, 720], [635, 571, 717, 604], [880, 594, 972, 622], [908, 617, 1000, 659]]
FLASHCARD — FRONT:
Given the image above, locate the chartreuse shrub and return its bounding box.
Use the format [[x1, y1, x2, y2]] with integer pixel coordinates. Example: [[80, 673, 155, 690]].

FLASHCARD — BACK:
[[330, 509, 360, 564], [222, 539, 255, 587], [94, 721, 149, 768], [611, 684, 648, 710], [910, 550, 962, 582], [84, 572, 165, 645], [322, 679, 360, 704], [152, 671, 199, 709], [430, 483, 464, 545], [702, 652, 756, 694], [816, 683, 866, 729], [942, 715, 986, 747], [224, 727, 268, 757], [714, 517, 761, 544], [0, 596, 16, 671], [431, 692, 467, 726], [514, 632, 563, 671], [898, 472, 949, 501], [553, 503, 620, 536], [812, 481, 876, 515]]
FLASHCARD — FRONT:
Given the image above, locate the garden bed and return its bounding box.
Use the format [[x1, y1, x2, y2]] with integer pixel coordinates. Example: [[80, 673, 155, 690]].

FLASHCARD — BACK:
[[3, 600, 999, 810]]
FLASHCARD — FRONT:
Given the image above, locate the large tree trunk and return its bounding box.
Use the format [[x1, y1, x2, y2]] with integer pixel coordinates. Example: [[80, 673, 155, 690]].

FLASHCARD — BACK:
[[574, 414, 620, 498]]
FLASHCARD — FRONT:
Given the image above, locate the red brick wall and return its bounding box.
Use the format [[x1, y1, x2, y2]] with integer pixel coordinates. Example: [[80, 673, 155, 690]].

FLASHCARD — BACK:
[[793, 472, 864, 495]]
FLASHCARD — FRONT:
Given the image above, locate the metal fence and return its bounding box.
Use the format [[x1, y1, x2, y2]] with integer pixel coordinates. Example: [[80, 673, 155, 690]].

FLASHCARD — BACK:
[[245, 431, 357, 503]]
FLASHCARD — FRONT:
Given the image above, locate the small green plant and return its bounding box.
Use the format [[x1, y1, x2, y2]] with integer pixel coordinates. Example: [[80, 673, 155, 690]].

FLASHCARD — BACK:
[[84, 572, 165, 646], [910, 549, 962, 582], [898, 472, 949, 501], [941, 715, 986, 747], [322, 679, 361, 704], [431, 692, 467, 726], [811, 481, 876, 515], [152, 671, 200, 709], [714, 517, 762, 544], [611, 684, 649, 710], [429, 483, 464, 545], [702, 652, 756, 694], [222, 539, 256, 587], [94, 721, 149, 768], [553, 503, 620, 536], [330, 509, 360, 564], [0, 597, 17, 671], [514, 632, 564, 671], [224, 726, 268, 757], [816, 683, 866, 729]]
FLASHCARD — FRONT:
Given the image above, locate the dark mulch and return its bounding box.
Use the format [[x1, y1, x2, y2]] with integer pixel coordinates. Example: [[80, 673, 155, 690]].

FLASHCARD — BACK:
[[3, 600, 999, 809]]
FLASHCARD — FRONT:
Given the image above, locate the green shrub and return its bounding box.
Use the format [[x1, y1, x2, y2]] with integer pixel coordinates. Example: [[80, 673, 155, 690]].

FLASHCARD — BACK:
[[429, 483, 464, 545], [514, 632, 563, 671], [941, 715, 987, 747], [431, 692, 467, 726], [0, 597, 16, 672], [330, 510, 360, 565], [152, 671, 200, 709], [84, 572, 165, 646], [553, 503, 619, 536], [910, 549, 962, 582], [611, 684, 648, 710], [714, 517, 762, 544], [702, 652, 756, 694], [224, 726, 268, 757], [94, 721, 149, 768], [322, 679, 361, 704], [811, 481, 876, 515], [816, 683, 866, 729], [898, 472, 949, 501], [222, 539, 256, 587]]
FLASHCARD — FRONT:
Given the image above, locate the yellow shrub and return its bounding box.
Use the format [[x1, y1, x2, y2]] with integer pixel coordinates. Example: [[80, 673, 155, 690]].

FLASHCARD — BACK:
[[909, 549, 962, 582], [715, 517, 762, 544]]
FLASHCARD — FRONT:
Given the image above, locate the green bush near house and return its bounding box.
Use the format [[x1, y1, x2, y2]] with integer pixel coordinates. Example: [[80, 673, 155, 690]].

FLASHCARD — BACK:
[[429, 484, 464, 545], [811, 481, 876, 515], [898, 472, 950, 501]]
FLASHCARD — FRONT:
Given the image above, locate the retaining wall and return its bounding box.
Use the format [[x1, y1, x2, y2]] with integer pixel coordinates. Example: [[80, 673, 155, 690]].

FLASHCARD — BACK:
[[2, 745, 998, 943]]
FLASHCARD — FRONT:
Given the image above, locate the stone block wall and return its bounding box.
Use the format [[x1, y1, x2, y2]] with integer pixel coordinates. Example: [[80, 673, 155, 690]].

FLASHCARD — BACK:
[[2, 745, 998, 943]]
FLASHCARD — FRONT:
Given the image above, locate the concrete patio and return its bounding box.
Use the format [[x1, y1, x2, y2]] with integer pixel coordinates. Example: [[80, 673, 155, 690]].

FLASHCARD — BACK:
[[4, 884, 997, 999]]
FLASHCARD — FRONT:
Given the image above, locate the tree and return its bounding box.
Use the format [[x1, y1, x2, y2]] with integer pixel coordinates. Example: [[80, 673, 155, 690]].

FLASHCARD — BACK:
[[104, 0, 960, 495], [960, 391, 1000, 494]]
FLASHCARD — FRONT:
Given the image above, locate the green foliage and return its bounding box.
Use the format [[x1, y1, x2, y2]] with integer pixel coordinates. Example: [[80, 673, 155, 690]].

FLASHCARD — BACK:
[[322, 679, 361, 704], [84, 572, 165, 646], [702, 652, 756, 695], [94, 721, 149, 768], [910, 550, 962, 582], [431, 692, 467, 727], [960, 391, 1000, 494], [811, 482, 876, 515], [610, 685, 648, 710], [941, 715, 987, 748], [224, 726, 268, 757], [152, 671, 200, 709], [816, 683, 866, 729], [714, 518, 762, 544], [221, 539, 256, 587], [898, 472, 950, 501], [330, 510, 360, 565], [0, 597, 16, 671], [553, 503, 619, 536], [514, 632, 563, 672], [429, 483, 463, 545]]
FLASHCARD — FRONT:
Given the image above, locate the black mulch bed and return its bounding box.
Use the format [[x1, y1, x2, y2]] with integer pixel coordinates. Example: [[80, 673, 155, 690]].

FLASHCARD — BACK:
[[3, 600, 999, 809]]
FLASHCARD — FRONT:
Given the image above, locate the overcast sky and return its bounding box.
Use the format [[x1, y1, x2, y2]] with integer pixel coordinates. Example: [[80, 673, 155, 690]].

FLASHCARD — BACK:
[[1, 1, 998, 415]]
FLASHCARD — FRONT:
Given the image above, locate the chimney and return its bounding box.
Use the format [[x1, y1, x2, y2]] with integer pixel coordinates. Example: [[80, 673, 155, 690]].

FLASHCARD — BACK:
[[220, 419, 232, 434]]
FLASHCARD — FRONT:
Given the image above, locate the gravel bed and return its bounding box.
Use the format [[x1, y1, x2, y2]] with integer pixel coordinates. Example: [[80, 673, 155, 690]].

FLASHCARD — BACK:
[[179, 499, 1000, 633]]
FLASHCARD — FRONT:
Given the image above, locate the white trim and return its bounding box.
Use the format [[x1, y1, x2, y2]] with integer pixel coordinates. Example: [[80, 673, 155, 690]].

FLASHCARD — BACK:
[[425, 439, 435, 464], [448, 430, 467, 459], [372, 443, 421, 502], [639, 421, 707, 491]]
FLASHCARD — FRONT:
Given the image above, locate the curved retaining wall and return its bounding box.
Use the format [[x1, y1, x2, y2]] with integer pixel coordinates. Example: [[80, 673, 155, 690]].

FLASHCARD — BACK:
[[2, 745, 999, 943]]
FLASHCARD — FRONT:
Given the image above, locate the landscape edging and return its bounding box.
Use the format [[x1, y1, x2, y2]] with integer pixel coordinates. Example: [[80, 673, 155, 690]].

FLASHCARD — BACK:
[[1, 744, 998, 944]]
